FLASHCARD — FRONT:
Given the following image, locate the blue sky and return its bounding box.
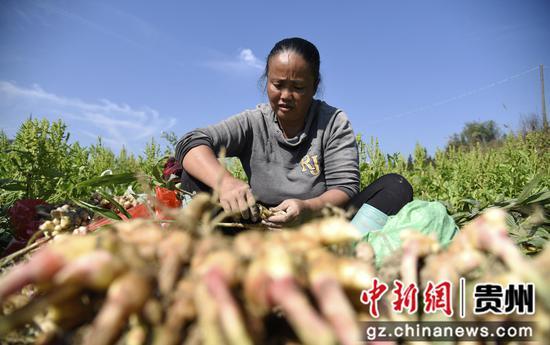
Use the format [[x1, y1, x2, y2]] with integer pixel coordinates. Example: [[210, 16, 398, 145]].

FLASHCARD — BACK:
[[1, 0, 549, 157]]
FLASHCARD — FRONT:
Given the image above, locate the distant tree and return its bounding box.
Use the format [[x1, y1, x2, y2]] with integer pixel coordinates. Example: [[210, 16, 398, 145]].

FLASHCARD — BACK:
[[447, 120, 502, 149], [406, 154, 414, 170], [161, 131, 179, 154], [160, 131, 178, 145], [519, 113, 544, 136]]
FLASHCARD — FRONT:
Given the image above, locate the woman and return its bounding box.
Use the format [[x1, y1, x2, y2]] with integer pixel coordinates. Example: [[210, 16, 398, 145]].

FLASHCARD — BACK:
[[175, 37, 412, 231]]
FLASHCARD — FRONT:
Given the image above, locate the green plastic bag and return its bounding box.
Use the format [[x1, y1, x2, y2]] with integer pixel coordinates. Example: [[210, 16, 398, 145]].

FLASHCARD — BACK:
[[361, 200, 458, 267]]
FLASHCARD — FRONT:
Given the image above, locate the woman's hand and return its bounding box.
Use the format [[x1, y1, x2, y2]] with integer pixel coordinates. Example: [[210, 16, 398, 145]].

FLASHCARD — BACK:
[[219, 176, 258, 222], [182, 145, 258, 221], [263, 199, 310, 228]]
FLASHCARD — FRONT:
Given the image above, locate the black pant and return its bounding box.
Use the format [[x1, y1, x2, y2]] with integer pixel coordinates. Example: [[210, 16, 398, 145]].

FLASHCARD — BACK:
[[181, 169, 413, 216], [347, 173, 413, 216]]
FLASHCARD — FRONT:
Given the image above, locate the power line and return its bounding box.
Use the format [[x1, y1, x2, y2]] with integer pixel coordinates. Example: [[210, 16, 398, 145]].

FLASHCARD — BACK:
[[367, 66, 540, 125]]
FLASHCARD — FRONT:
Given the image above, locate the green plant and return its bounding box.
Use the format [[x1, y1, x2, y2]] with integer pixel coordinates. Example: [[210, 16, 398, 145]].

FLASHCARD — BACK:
[[0, 119, 74, 202], [356, 130, 549, 254], [1, 118, 548, 256], [226, 157, 247, 181]]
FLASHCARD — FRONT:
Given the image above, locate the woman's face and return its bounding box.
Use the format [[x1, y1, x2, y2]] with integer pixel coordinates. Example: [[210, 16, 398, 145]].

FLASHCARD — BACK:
[[267, 51, 317, 124]]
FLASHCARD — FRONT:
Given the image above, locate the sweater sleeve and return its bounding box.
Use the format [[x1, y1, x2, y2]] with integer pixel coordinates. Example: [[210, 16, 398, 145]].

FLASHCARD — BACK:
[[323, 111, 360, 198], [175, 110, 253, 164]]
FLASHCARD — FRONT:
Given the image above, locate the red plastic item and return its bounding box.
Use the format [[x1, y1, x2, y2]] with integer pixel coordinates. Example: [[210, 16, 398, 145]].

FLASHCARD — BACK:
[[127, 203, 153, 218], [87, 188, 181, 231], [87, 204, 151, 231], [155, 186, 182, 208], [154, 186, 181, 220]]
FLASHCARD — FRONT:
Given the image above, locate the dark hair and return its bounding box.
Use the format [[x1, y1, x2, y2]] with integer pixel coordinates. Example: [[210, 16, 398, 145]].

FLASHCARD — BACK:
[[260, 37, 322, 93]]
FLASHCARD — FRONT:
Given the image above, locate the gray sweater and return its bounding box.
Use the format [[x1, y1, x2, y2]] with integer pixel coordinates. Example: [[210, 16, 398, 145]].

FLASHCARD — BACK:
[[175, 99, 360, 206]]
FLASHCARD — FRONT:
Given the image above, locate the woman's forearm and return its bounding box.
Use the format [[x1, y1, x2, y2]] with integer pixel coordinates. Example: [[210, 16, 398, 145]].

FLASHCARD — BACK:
[[181, 145, 233, 189], [303, 189, 350, 212]]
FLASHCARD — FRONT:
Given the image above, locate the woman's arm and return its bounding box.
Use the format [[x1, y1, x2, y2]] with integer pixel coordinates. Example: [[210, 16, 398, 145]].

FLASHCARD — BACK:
[[182, 145, 233, 189], [176, 110, 258, 221], [264, 189, 350, 227], [182, 145, 258, 221], [303, 189, 350, 211]]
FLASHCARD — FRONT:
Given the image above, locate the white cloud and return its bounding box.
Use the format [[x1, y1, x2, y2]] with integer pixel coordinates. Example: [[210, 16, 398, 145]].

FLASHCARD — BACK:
[[0, 81, 176, 152], [205, 48, 264, 72], [239, 49, 263, 69]]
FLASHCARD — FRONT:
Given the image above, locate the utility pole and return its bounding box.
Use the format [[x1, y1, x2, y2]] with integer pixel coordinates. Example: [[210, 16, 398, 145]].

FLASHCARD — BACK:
[[541, 64, 548, 131]]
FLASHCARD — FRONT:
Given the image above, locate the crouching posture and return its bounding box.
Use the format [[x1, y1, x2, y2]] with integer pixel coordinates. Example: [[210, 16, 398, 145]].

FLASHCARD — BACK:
[[176, 37, 412, 232]]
